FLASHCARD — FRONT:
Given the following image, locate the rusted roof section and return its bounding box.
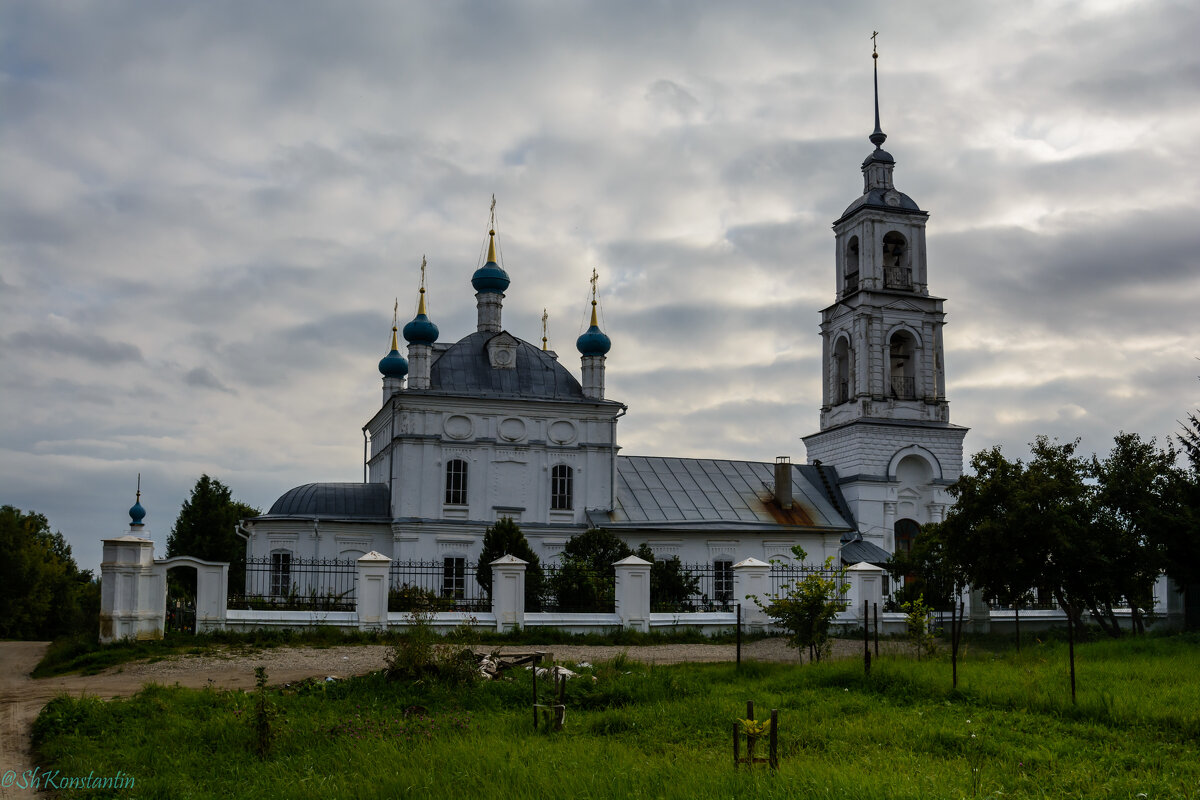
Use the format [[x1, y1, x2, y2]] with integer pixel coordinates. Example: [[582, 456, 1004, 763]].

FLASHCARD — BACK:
[[589, 456, 853, 533]]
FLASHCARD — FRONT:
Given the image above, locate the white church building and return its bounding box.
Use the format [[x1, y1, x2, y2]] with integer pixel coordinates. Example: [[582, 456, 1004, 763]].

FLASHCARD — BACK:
[[242, 65, 967, 594]]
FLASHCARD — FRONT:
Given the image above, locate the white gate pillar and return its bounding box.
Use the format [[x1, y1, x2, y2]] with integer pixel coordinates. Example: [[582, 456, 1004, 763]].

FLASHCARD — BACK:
[[356, 552, 392, 631], [845, 562, 885, 623], [490, 555, 527, 632], [195, 562, 229, 632], [100, 534, 161, 643], [613, 555, 651, 632], [732, 557, 772, 632]]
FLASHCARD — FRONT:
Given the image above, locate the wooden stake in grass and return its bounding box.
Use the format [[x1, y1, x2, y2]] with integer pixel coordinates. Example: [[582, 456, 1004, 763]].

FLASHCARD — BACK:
[[863, 600, 871, 677], [873, 602, 879, 659], [1067, 605, 1077, 705]]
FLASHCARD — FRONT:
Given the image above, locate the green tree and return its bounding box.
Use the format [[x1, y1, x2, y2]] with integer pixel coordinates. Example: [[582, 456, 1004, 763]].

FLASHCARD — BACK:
[[1089, 432, 1182, 633], [755, 546, 848, 662], [475, 516, 545, 610], [167, 475, 259, 596], [1163, 413, 1200, 592], [634, 543, 701, 610], [0, 506, 99, 640], [548, 527, 632, 611]]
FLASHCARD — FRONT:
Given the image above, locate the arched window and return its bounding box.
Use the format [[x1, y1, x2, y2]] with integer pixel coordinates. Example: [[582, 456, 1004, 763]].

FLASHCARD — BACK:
[[894, 519, 919, 555], [833, 337, 853, 404], [844, 236, 860, 293], [882, 231, 912, 289], [445, 459, 468, 506], [551, 464, 574, 510], [889, 330, 917, 400], [269, 549, 293, 598]]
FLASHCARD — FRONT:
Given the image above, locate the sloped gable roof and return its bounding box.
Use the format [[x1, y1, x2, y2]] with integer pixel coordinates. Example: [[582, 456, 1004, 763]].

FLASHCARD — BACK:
[[590, 456, 854, 533]]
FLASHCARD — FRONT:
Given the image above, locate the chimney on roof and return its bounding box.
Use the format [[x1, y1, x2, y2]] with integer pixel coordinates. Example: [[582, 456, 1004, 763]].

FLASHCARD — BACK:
[[774, 456, 793, 510]]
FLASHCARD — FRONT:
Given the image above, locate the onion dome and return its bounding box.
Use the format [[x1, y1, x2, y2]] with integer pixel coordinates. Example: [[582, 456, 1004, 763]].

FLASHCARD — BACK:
[[129, 488, 146, 526], [402, 288, 439, 345], [471, 229, 510, 294], [576, 300, 611, 356], [378, 327, 409, 378]]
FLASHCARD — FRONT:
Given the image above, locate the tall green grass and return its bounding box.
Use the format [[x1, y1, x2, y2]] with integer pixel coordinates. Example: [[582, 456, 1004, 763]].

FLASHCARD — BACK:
[[31, 635, 1200, 799]]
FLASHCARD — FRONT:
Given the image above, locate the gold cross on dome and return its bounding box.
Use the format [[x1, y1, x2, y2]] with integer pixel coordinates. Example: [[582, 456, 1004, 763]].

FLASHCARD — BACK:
[[541, 308, 549, 350], [420, 254, 427, 291], [590, 268, 599, 300], [392, 298, 398, 327]]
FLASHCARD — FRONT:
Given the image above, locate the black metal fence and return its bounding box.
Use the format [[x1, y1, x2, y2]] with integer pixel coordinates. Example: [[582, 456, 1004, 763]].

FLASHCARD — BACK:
[[539, 564, 616, 613], [229, 555, 357, 611], [769, 564, 844, 600], [651, 562, 736, 612], [388, 559, 489, 613]]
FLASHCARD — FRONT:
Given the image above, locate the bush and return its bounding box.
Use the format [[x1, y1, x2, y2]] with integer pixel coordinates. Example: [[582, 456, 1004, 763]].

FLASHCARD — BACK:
[[384, 603, 479, 685], [756, 547, 848, 662]]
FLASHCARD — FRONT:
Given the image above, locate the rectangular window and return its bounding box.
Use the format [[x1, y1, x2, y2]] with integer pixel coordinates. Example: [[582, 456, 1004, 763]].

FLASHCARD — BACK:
[[270, 551, 292, 598], [445, 460, 468, 506], [442, 557, 466, 599], [551, 465, 574, 511], [713, 559, 733, 603]]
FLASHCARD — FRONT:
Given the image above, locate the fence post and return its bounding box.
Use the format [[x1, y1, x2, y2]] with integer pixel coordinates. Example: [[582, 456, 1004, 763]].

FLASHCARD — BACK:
[[968, 587, 991, 634], [845, 562, 885, 624], [613, 555, 651, 632], [195, 561, 229, 633], [356, 551, 391, 632], [732, 558, 771, 632], [490, 554, 527, 632], [99, 532, 160, 643]]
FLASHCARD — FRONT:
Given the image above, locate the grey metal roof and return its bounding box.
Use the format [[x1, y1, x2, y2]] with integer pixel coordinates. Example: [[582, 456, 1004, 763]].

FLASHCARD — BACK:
[[590, 456, 854, 533], [260, 482, 391, 520], [427, 331, 587, 400], [840, 538, 893, 566], [837, 188, 924, 222]]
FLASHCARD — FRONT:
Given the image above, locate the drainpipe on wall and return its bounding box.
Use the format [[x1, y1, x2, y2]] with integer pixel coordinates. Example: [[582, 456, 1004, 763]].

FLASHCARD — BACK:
[[235, 522, 252, 561], [611, 404, 628, 511]]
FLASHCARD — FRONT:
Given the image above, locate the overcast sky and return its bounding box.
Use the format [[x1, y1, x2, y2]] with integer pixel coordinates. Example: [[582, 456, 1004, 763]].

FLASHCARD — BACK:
[[3, 1, 1198, 572]]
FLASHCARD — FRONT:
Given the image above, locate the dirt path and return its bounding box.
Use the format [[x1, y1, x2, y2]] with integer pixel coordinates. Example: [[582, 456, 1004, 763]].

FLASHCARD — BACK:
[[0, 637, 896, 796]]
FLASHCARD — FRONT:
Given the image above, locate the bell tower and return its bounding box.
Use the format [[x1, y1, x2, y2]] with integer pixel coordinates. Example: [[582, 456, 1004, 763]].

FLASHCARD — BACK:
[[803, 38, 967, 556]]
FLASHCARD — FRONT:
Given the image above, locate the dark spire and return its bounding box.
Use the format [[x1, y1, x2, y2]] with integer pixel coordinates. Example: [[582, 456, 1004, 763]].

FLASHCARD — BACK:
[[869, 31, 887, 150]]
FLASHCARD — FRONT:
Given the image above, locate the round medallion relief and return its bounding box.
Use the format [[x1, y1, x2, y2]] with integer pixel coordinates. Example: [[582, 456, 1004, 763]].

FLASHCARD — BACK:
[[548, 419, 577, 445], [498, 417, 527, 442], [443, 414, 473, 440]]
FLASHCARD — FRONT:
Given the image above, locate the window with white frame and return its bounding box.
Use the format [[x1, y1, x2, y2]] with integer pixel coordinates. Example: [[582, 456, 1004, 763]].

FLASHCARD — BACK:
[[550, 464, 574, 511], [445, 459, 468, 505], [442, 556, 466, 599], [270, 550, 292, 598]]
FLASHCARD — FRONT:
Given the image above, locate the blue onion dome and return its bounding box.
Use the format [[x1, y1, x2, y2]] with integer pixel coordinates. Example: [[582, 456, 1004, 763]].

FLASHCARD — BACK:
[[576, 301, 611, 356], [129, 494, 146, 526], [471, 229, 510, 294], [402, 289, 439, 345], [378, 327, 409, 378]]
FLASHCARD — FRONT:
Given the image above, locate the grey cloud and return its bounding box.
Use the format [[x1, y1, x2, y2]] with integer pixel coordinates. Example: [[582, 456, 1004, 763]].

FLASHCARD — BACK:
[[8, 328, 143, 363], [184, 367, 234, 393]]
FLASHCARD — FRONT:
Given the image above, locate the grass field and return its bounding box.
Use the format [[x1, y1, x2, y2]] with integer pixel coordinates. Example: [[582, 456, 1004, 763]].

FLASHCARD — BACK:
[[30, 634, 1200, 799]]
